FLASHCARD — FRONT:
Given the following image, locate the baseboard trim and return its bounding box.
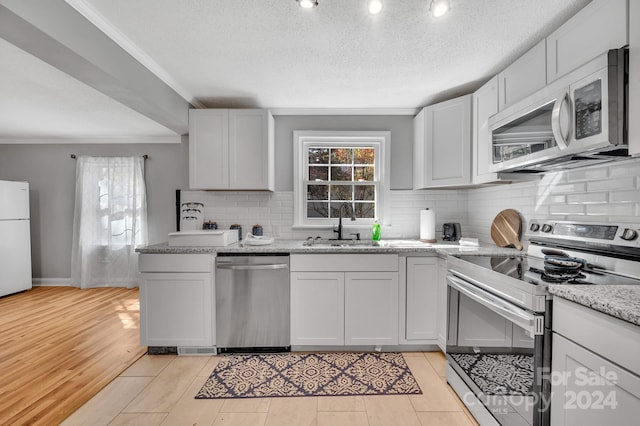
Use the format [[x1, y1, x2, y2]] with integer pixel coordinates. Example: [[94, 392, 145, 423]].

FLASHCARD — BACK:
[[32, 278, 72, 287]]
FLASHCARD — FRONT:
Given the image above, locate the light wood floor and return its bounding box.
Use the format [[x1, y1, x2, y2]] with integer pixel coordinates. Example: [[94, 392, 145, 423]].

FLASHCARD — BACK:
[[0, 286, 146, 426], [63, 352, 480, 426]]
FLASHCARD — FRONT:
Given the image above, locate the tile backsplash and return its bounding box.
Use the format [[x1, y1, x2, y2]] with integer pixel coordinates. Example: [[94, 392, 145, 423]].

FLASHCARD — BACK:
[[181, 157, 640, 244], [179, 189, 467, 240], [466, 157, 640, 244]]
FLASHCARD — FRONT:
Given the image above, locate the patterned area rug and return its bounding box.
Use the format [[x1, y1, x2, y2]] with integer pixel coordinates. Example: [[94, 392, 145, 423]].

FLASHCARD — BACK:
[[195, 352, 422, 399], [449, 353, 533, 395]]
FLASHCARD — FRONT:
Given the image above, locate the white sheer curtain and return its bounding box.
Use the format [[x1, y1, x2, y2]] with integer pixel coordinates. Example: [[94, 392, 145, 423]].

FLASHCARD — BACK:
[[71, 156, 148, 288]]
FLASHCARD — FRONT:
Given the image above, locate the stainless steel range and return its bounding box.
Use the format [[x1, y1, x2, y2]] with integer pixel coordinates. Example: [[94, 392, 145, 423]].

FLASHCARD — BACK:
[[445, 220, 640, 426]]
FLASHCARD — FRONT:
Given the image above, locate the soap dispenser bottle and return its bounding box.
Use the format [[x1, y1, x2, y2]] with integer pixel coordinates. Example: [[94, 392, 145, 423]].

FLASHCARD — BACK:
[[372, 220, 381, 241]]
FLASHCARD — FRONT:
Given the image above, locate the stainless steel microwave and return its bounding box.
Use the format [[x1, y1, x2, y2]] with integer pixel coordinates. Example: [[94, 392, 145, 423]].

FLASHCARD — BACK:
[[489, 48, 628, 173]]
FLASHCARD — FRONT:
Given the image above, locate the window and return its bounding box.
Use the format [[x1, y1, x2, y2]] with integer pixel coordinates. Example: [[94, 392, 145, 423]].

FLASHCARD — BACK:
[[293, 131, 391, 228]]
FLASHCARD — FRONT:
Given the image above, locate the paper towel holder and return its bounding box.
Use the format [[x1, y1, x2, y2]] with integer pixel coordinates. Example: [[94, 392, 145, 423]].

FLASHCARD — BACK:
[[420, 208, 437, 243]]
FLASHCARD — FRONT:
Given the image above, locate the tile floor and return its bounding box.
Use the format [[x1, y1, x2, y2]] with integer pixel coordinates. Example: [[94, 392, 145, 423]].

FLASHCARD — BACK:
[[62, 351, 479, 426]]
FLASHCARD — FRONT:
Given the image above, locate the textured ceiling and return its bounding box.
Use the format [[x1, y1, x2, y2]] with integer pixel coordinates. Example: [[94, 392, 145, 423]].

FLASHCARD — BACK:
[[0, 0, 592, 139], [78, 0, 591, 109]]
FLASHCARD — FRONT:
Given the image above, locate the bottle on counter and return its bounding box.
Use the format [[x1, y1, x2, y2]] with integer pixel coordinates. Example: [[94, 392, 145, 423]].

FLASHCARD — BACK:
[[372, 220, 381, 241]]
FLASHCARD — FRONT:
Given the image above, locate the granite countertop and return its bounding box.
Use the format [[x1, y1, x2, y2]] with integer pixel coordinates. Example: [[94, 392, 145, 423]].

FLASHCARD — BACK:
[[136, 239, 521, 257], [548, 285, 640, 327]]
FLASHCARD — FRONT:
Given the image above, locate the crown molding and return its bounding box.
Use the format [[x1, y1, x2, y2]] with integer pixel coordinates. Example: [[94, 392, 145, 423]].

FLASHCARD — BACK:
[[269, 108, 420, 116], [0, 136, 182, 144]]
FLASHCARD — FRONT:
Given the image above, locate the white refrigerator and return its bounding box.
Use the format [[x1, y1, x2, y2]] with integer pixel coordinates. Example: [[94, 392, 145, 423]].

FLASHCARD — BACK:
[[0, 180, 32, 297]]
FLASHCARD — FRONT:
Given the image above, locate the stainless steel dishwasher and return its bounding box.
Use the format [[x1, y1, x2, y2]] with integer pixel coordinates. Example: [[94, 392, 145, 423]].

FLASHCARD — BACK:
[[215, 253, 290, 353]]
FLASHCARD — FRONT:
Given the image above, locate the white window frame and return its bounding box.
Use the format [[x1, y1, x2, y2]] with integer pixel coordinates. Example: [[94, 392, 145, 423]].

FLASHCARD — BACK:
[[293, 130, 391, 229]]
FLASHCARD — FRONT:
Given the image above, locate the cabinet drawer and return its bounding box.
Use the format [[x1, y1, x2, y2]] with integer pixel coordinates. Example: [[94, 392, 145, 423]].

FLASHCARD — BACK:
[[138, 254, 213, 273], [553, 298, 640, 375], [290, 254, 398, 272]]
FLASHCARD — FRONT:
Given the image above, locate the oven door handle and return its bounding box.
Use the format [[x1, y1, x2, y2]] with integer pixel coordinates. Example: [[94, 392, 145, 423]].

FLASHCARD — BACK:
[[447, 274, 540, 335]]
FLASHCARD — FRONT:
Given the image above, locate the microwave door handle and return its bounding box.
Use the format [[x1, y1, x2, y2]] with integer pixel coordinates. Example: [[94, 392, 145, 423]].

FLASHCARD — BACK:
[[447, 274, 537, 334], [551, 90, 572, 150]]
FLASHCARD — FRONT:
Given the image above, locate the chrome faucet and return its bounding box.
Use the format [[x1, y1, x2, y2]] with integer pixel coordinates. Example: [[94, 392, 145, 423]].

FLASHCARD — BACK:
[[333, 202, 356, 240]]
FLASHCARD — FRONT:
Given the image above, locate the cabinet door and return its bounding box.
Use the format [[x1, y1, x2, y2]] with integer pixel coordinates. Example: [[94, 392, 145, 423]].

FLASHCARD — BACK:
[[290, 272, 344, 346], [345, 272, 398, 346], [456, 292, 511, 347], [472, 76, 500, 184], [551, 333, 640, 426], [188, 109, 229, 190], [414, 95, 472, 188], [140, 272, 214, 347], [547, 0, 628, 83], [228, 109, 274, 190], [498, 40, 546, 110], [404, 257, 438, 342]]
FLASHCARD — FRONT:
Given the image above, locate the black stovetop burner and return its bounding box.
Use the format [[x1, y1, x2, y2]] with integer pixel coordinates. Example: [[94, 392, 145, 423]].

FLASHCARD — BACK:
[[457, 255, 639, 287], [528, 266, 590, 284]]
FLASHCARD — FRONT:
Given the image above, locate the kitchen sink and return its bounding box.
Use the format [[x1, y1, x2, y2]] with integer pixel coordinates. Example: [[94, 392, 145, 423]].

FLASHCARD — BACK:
[[302, 238, 380, 247]]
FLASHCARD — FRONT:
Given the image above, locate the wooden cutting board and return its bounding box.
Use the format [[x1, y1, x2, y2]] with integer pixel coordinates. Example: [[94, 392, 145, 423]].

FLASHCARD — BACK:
[[490, 209, 523, 250]]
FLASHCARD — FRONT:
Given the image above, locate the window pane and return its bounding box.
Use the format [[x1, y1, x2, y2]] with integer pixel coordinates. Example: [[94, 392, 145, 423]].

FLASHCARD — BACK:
[[355, 202, 375, 218], [330, 202, 354, 219], [309, 166, 328, 181], [354, 185, 375, 201], [354, 148, 375, 164], [307, 202, 329, 218], [330, 185, 352, 201], [308, 148, 329, 164], [307, 185, 328, 200], [331, 148, 353, 164], [331, 166, 352, 181], [354, 166, 374, 181]]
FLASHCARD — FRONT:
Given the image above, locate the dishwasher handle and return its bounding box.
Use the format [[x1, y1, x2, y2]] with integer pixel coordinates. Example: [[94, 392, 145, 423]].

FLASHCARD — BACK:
[[217, 263, 288, 271]]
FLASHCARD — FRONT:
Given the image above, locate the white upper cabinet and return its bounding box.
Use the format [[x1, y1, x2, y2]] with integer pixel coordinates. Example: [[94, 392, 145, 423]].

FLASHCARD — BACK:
[[413, 94, 472, 189], [472, 76, 500, 184], [546, 0, 628, 83], [498, 40, 547, 110], [189, 109, 274, 190]]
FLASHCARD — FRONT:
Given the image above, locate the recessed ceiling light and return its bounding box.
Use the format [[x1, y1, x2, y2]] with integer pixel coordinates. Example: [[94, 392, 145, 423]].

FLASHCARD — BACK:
[[297, 0, 318, 9], [368, 0, 383, 15], [430, 0, 450, 18]]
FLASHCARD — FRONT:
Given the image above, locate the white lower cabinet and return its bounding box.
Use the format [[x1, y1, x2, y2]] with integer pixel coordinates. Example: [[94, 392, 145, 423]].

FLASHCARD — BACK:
[[290, 254, 398, 347], [399, 256, 439, 345], [551, 333, 640, 425], [290, 272, 345, 346], [551, 297, 640, 425], [138, 254, 215, 347], [345, 272, 398, 345]]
